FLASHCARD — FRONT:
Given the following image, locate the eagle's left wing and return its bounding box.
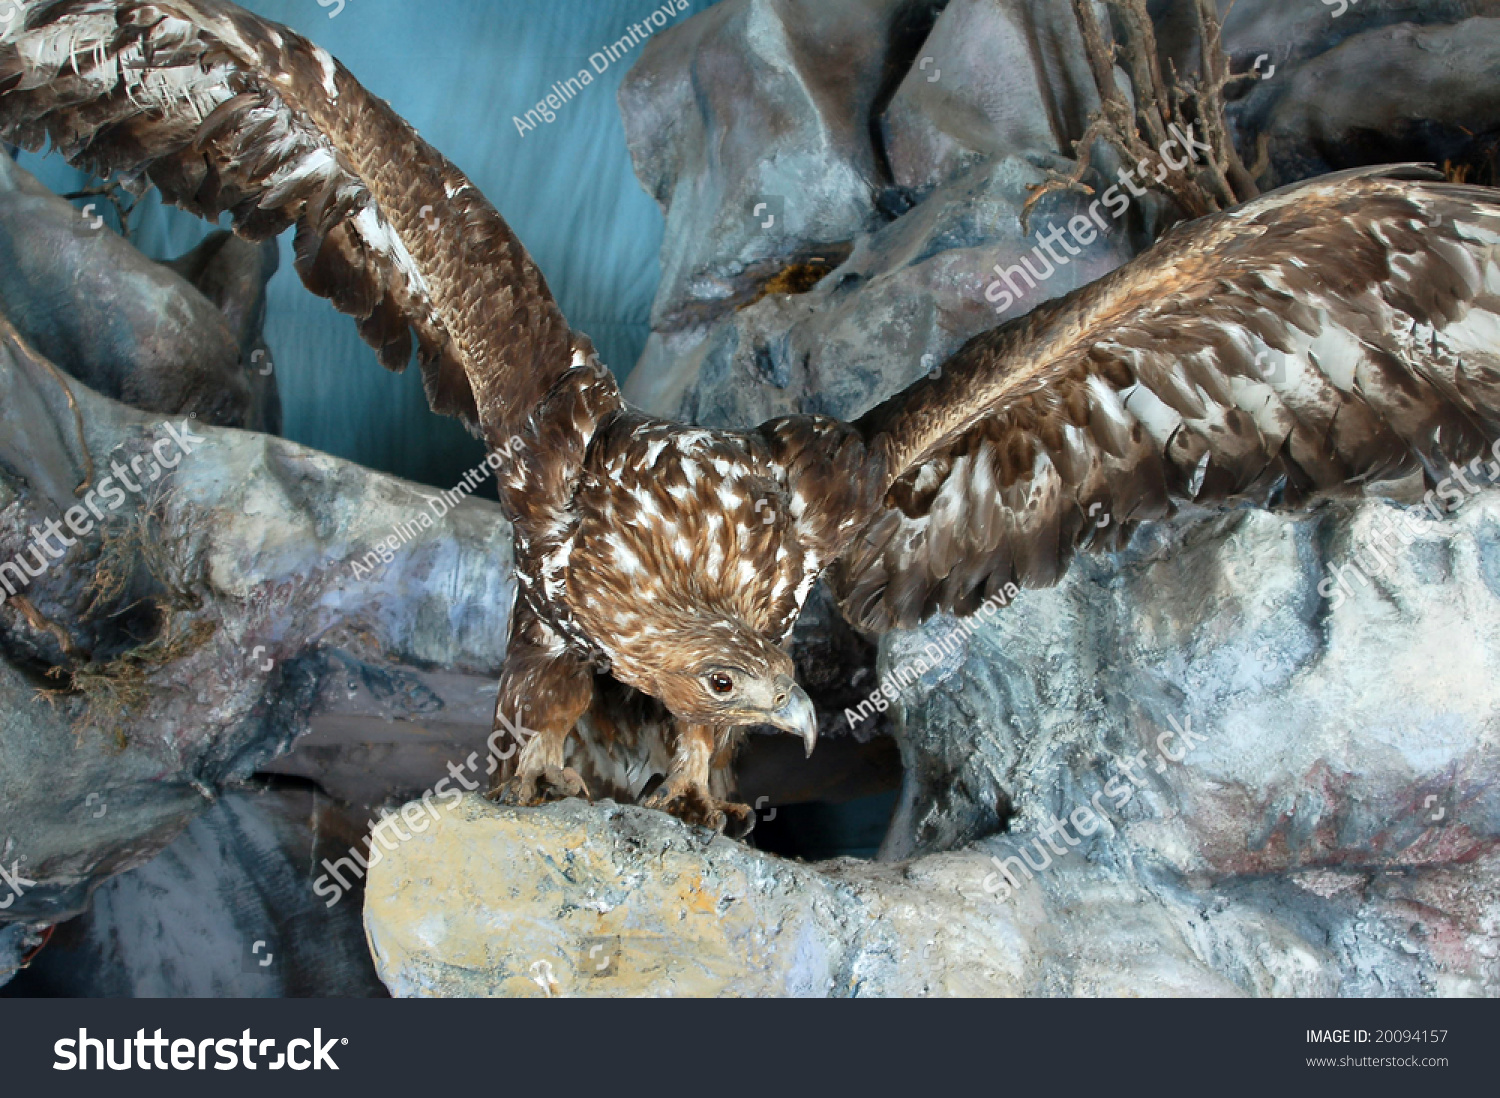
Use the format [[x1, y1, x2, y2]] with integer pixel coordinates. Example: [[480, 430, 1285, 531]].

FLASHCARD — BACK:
[[831, 167, 1500, 632], [0, 0, 586, 457]]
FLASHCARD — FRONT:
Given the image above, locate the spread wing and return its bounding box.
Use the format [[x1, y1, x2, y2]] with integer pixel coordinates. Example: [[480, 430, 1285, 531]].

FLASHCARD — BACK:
[[0, 0, 585, 450], [831, 167, 1500, 632]]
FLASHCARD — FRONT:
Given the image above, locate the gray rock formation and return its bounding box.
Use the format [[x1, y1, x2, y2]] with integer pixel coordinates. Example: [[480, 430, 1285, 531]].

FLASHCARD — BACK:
[[626, 152, 1144, 428], [881, 493, 1500, 864], [0, 924, 38, 988], [0, 315, 514, 929], [879, 0, 1103, 197], [1255, 17, 1500, 184], [0, 156, 281, 431], [364, 795, 1498, 996], [1152, 0, 1500, 186], [620, 0, 947, 337], [5, 788, 385, 997]]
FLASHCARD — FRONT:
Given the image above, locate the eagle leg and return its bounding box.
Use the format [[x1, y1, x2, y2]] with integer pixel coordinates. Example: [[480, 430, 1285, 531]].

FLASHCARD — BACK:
[[488, 617, 595, 807], [642, 723, 755, 838]]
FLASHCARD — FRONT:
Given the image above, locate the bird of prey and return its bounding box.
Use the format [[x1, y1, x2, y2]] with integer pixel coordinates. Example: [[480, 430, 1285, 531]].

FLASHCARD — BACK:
[[4, 1, 1499, 835]]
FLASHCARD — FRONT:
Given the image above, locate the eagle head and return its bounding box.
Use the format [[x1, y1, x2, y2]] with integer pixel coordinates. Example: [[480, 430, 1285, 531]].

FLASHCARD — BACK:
[[564, 421, 821, 753], [639, 620, 818, 756]]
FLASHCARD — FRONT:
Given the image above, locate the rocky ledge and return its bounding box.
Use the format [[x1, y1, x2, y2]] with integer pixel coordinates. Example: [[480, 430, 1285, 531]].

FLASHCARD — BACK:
[[363, 793, 1497, 997]]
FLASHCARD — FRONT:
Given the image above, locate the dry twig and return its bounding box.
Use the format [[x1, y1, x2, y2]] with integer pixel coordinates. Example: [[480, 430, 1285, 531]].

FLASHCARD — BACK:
[[1023, 0, 1268, 229]]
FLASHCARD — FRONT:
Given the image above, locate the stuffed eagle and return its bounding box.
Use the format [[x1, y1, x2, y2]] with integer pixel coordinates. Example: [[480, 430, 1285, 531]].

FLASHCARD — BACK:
[[3, 0, 1498, 835]]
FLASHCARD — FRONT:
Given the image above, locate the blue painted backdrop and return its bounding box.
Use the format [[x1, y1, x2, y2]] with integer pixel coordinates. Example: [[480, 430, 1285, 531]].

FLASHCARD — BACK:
[[21, 0, 713, 489]]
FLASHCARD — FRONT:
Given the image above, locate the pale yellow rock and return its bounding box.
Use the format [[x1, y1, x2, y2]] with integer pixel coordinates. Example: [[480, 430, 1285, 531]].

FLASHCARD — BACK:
[[362, 795, 1347, 997], [363, 794, 870, 997]]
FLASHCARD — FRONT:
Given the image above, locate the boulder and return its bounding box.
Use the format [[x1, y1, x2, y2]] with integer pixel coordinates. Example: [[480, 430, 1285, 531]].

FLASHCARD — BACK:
[[619, 0, 947, 336], [1256, 18, 1500, 183], [1148, 0, 1500, 187], [5, 788, 386, 997], [879, 0, 1105, 197], [626, 151, 1143, 429], [363, 795, 1499, 996], [0, 156, 281, 431], [0, 315, 514, 928], [0, 924, 37, 989], [880, 494, 1500, 865]]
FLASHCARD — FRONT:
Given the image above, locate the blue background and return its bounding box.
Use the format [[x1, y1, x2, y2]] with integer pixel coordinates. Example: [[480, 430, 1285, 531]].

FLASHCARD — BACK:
[[21, 0, 714, 489]]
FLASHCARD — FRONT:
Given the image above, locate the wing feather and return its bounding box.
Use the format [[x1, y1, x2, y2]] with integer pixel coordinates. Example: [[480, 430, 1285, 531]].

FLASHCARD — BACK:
[[0, 0, 589, 450], [831, 167, 1500, 631]]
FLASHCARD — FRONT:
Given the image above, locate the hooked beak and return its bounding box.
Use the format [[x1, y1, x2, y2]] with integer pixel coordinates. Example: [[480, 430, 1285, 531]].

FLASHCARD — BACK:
[[767, 677, 818, 757]]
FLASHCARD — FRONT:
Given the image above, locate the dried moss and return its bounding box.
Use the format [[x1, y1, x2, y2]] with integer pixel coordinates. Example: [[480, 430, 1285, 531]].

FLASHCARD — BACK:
[[37, 486, 215, 748]]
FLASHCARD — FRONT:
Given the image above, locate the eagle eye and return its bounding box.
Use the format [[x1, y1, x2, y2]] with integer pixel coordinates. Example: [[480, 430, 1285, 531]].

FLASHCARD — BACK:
[[707, 672, 735, 696]]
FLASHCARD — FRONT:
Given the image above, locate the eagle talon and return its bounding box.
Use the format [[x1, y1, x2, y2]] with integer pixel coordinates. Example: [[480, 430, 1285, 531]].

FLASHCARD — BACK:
[[494, 765, 591, 807], [642, 782, 755, 839]]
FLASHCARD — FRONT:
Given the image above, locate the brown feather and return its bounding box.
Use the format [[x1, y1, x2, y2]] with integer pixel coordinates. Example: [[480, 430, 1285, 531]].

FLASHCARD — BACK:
[[829, 167, 1500, 631]]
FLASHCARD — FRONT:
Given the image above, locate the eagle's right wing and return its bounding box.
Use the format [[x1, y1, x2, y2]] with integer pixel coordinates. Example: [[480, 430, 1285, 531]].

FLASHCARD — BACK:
[[829, 167, 1500, 632], [0, 0, 589, 451]]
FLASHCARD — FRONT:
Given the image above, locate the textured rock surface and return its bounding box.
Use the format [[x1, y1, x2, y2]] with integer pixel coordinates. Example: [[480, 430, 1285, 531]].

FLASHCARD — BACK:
[[4, 788, 385, 997], [626, 152, 1142, 428], [365, 795, 1498, 996], [366, 797, 867, 998], [1154, 0, 1500, 186], [1254, 17, 1500, 184], [0, 924, 34, 988], [881, 494, 1500, 864], [879, 0, 1102, 197], [0, 318, 514, 928], [620, 0, 946, 335], [0, 156, 281, 431]]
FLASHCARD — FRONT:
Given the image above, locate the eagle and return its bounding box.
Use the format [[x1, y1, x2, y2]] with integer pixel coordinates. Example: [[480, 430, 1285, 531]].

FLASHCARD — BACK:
[[4, 0, 1499, 836]]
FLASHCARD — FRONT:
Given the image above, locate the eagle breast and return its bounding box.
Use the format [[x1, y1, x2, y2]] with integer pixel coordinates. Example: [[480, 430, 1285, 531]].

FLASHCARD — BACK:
[[562, 417, 816, 689]]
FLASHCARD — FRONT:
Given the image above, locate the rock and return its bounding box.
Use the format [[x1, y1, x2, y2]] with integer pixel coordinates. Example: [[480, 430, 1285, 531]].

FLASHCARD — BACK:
[[161, 229, 284, 435], [365, 797, 869, 998], [363, 795, 1499, 996], [0, 924, 38, 988], [1257, 18, 1500, 184], [0, 156, 280, 430], [1146, 1, 1500, 188], [4, 788, 386, 997], [0, 313, 514, 929], [619, 0, 947, 335], [626, 151, 1143, 427], [880, 493, 1500, 867], [879, 0, 1104, 197]]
